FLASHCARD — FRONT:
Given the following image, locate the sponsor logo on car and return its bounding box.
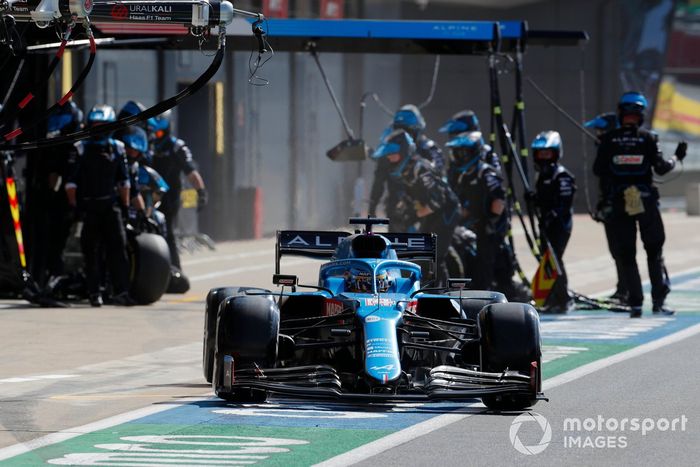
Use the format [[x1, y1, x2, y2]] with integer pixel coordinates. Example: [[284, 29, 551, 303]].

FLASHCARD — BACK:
[[364, 298, 397, 307], [283, 233, 347, 248], [369, 364, 395, 371], [365, 315, 381, 323], [324, 299, 344, 317]]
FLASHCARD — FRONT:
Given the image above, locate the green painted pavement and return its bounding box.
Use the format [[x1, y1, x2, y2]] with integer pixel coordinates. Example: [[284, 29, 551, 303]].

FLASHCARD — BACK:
[[6, 424, 392, 466], [542, 343, 632, 379]]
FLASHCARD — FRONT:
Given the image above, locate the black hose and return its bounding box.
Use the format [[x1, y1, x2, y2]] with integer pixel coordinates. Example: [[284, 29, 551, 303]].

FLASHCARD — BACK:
[[1, 30, 227, 151], [2, 32, 97, 142], [0, 24, 73, 133]]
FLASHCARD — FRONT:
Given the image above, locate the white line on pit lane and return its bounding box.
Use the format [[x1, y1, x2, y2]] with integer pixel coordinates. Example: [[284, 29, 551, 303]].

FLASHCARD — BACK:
[[188, 258, 314, 282], [0, 374, 78, 384], [182, 249, 271, 267]]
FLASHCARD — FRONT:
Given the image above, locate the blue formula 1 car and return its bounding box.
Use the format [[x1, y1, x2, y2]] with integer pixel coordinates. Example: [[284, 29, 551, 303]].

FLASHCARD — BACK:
[[203, 218, 544, 410]]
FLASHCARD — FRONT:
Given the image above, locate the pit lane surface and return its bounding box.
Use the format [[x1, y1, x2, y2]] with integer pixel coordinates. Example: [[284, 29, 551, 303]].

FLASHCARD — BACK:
[[1, 213, 699, 466]]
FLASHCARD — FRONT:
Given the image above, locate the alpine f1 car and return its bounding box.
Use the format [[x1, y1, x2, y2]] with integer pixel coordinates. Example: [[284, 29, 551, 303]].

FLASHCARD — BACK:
[[203, 218, 544, 410]]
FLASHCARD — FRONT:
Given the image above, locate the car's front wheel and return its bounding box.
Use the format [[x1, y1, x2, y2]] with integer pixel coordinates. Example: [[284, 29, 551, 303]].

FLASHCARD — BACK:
[[478, 302, 541, 411]]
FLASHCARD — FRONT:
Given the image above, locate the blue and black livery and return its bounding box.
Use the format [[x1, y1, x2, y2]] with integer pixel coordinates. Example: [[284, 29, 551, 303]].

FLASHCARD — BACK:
[[203, 218, 544, 410]]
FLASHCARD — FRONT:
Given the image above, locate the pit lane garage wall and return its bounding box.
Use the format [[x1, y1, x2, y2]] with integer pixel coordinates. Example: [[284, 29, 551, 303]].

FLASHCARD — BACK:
[[8, 0, 690, 244]]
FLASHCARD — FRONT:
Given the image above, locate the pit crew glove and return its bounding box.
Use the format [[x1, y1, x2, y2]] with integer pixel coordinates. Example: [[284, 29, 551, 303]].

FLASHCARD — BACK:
[[675, 141, 688, 162], [593, 199, 613, 224]]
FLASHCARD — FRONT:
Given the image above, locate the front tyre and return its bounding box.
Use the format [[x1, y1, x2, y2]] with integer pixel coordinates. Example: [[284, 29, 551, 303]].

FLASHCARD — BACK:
[[478, 303, 541, 411], [203, 287, 271, 383], [212, 295, 279, 402]]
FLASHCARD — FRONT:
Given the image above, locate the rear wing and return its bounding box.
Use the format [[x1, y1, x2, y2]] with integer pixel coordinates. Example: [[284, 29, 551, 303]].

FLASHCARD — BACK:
[[382, 232, 437, 263], [276, 231, 352, 274], [275, 230, 437, 275]]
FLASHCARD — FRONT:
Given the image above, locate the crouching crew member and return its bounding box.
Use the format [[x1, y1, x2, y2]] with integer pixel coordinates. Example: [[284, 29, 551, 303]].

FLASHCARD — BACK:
[[594, 92, 687, 318], [372, 129, 459, 285], [65, 105, 134, 307], [369, 105, 443, 229], [530, 131, 576, 312], [439, 109, 501, 171]]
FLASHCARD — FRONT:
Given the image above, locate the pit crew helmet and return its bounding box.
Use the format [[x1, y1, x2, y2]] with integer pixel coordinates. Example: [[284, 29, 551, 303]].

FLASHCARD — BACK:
[[392, 104, 426, 138], [147, 109, 172, 140], [86, 105, 116, 127], [118, 100, 147, 124], [439, 110, 480, 137], [617, 91, 648, 126], [121, 126, 149, 160], [372, 129, 417, 177], [531, 131, 563, 168], [446, 131, 484, 172], [47, 101, 83, 137]]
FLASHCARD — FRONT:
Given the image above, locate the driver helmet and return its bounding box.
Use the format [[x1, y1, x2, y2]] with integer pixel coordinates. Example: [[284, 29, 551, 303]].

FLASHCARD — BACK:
[[375, 270, 393, 293], [344, 268, 393, 293]]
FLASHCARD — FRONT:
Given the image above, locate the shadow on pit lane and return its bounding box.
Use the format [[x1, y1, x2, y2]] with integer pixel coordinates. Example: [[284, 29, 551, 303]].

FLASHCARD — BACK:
[[0, 301, 43, 310], [182, 397, 489, 415], [147, 383, 211, 389]]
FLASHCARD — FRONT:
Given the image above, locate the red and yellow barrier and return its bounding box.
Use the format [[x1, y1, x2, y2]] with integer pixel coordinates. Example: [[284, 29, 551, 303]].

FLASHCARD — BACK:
[[5, 177, 27, 268]]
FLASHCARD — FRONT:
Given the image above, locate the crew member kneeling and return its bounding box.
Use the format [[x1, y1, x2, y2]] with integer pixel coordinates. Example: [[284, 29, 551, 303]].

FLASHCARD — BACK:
[[372, 129, 459, 285]]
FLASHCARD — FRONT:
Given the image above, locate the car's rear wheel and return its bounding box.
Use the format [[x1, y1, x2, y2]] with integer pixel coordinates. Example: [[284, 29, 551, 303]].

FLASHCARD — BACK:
[[448, 290, 507, 320]]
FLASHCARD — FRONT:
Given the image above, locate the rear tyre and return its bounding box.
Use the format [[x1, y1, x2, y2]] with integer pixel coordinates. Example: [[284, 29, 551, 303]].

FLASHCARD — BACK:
[[448, 290, 507, 321], [478, 303, 541, 411], [213, 295, 279, 402], [203, 287, 270, 383]]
